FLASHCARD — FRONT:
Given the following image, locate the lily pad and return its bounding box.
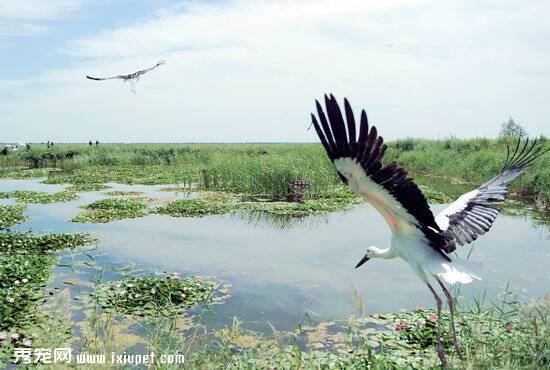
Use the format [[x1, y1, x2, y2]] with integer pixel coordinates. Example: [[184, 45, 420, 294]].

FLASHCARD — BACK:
[[72, 198, 148, 223], [67, 183, 110, 192], [0, 205, 26, 228], [92, 276, 216, 317], [0, 190, 77, 204]]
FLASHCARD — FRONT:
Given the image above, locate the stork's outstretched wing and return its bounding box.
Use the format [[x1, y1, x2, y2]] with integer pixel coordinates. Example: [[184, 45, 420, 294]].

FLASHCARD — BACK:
[[132, 60, 166, 78], [312, 94, 451, 260], [86, 75, 126, 81], [436, 139, 547, 250], [85, 60, 166, 81]]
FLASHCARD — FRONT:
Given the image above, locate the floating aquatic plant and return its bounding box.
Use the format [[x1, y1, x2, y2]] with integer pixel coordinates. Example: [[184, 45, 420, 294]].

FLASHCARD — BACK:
[[0, 231, 94, 333], [159, 187, 195, 193], [67, 183, 110, 192], [0, 190, 77, 204], [72, 198, 148, 223], [0, 168, 53, 180], [92, 276, 215, 317], [0, 253, 56, 330], [156, 188, 361, 218], [0, 232, 94, 254], [155, 199, 229, 217], [103, 190, 143, 197], [0, 205, 26, 229]]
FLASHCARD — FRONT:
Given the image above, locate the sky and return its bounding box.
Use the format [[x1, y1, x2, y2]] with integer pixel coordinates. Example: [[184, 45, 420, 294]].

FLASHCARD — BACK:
[[1, 0, 549, 143]]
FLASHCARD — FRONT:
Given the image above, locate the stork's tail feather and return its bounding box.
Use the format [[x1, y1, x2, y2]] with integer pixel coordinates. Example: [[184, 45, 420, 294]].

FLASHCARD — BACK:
[[429, 257, 482, 285]]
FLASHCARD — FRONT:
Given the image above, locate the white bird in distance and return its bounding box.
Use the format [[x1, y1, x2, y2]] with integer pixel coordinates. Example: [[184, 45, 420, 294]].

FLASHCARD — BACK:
[[86, 60, 166, 93]]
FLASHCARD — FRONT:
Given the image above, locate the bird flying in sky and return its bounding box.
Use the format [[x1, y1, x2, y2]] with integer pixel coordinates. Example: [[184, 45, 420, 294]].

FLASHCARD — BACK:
[[86, 60, 166, 93]]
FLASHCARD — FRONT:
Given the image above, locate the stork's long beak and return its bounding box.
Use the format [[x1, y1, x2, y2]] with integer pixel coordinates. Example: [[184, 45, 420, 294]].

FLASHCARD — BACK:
[[355, 255, 370, 269]]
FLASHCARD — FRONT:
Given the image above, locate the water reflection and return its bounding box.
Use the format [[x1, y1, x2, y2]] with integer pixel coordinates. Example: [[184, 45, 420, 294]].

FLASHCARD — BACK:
[[1, 178, 548, 332], [229, 210, 332, 230]]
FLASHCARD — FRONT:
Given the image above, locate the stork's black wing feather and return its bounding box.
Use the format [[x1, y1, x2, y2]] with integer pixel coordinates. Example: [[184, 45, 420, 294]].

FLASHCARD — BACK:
[[86, 75, 127, 81], [312, 94, 452, 259]]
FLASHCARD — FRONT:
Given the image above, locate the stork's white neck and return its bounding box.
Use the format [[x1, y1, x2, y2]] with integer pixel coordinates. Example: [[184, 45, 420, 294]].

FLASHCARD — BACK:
[[369, 246, 397, 260]]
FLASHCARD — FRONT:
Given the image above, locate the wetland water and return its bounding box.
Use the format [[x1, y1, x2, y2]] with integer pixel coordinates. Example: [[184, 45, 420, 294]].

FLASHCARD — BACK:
[[1, 178, 548, 332]]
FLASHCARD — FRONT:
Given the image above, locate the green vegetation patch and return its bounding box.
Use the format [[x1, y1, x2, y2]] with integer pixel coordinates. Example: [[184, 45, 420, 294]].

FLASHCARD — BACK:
[[72, 197, 148, 223], [92, 276, 215, 317], [0, 140, 548, 204], [159, 186, 195, 193], [2, 140, 548, 212], [500, 198, 550, 226], [156, 198, 230, 217], [156, 188, 361, 218], [186, 300, 549, 369], [418, 185, 454, 204], [240, 187, 361, 216], [0, 168, 53, 179], [103, 190, 143, 197], [43, 165, 198, 187], [0, 190, 77, 204], [67, 183, 110, 192], [0, 205, 26, 229], [0, 231, 94, 334], [0, 253, 57, 331], [0, 232, 94, 253]]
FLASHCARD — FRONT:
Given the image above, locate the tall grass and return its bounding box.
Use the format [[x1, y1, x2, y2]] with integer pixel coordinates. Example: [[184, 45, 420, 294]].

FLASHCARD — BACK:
[[1, 139, 548, 204], [387, 137, 549, 204]]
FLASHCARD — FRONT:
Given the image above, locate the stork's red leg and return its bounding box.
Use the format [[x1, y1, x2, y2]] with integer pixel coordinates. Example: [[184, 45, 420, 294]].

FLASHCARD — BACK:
[[437, 279, 464, 360], [425, 281, 447, 367]]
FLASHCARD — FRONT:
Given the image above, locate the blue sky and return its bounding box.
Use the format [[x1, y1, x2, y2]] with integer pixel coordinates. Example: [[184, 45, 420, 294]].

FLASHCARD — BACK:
[[1, 0, 549, 142], [1, 1, 183, 79]]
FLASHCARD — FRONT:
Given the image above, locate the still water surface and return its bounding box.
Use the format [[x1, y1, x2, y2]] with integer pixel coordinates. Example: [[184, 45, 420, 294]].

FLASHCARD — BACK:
[[2, 179, 548, 332]]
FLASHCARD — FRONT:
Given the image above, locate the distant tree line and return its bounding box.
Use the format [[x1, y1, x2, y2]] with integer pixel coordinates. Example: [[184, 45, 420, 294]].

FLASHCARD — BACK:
[[499, 117, 527, 139]]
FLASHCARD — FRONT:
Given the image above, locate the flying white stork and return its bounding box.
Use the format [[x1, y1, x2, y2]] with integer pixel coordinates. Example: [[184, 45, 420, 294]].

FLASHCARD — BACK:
[[310, 94, 546, 366], [86, 60, 166, 93]]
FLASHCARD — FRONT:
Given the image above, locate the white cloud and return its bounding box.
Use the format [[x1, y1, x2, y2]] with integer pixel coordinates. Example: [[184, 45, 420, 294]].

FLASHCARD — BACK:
[[66, 0, 407, 59], [0, 0, 83, 35], [1, 0, 549, 142], [0, 21, 45, 36], [0, 0, 82, 20]]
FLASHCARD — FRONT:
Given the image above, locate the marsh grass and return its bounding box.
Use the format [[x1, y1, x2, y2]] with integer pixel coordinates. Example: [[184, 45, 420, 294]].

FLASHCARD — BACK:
[[0, 140, 546, 205], [388, 137, 549, 206], [180, 297, 549, 369]]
